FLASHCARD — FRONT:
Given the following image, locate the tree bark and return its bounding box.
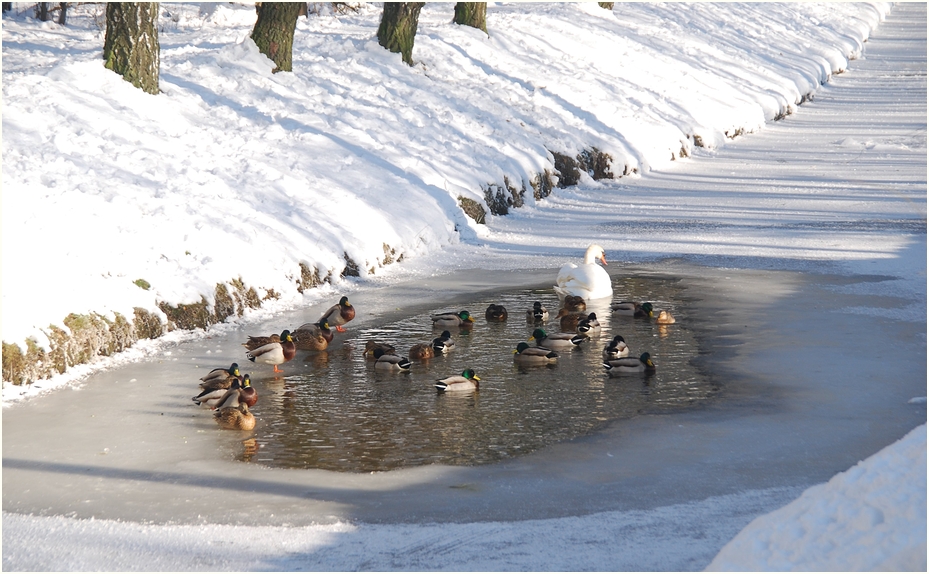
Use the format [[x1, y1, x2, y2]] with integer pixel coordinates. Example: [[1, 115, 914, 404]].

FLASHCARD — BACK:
[[103, 3, 160, 95], [58, 2, 68, 25], [36, 2, 50, 21], [453, 2, 486, 34], [377, 2, 425, 66], [250, 2, 302, 73]]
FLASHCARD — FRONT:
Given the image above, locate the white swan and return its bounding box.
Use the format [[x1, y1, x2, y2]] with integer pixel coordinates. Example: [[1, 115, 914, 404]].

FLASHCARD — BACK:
[[554, 244, 613, 301]]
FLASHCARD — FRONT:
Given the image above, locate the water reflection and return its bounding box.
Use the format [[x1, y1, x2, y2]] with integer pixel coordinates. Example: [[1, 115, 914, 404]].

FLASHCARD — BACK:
[[236, 277, 716, 471]]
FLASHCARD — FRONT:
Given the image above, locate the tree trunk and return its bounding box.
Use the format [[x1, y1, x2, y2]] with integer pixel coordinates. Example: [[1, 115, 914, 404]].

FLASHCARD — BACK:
[[103, 3, 160, 95], [377, 2, 425, 66], [453, 2, 486, 34], [250, 2, 302, 73], [58, 2, 68, 25], [598, 2, 615, 10], [36, 2, 50, 21]]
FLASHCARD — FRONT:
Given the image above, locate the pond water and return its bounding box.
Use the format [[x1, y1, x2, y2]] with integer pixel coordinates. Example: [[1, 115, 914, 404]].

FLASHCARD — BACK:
[[233, 276, 717, 471]]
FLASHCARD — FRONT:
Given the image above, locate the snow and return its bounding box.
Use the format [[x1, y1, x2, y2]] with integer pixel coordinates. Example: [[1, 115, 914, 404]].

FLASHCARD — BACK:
[[2, 2, 925, 571], [709, 424, 927, 572], [0, 1, 891, 353]]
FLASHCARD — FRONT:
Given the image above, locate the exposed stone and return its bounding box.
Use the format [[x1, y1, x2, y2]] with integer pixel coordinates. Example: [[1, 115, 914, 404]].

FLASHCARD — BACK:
[[458, 196, 486, 224]]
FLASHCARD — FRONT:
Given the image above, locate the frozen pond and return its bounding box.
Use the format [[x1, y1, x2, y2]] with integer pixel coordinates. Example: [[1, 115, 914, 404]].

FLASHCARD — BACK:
[[3, 259, 924, 528], [236, 278, 712, 471]]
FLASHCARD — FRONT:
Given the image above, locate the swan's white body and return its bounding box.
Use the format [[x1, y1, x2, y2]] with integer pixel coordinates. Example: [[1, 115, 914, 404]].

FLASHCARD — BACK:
[[554, 244, 613, 301]]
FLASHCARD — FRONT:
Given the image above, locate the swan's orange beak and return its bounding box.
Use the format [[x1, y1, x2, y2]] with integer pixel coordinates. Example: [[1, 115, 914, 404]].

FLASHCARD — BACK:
[[600, 254, 608, 266]]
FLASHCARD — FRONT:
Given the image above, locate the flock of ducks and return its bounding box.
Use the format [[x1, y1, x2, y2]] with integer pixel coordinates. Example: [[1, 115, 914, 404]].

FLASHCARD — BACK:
[[192, 246, 677, 431]]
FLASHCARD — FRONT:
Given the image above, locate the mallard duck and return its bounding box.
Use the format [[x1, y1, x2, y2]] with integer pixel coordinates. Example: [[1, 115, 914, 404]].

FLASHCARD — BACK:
[[431, 310, 474, 329], [320, 295, 355, 332], [577, 312, 601, 337], [562, 295, 587, 313], [603, 352, 656, 376], [193, 377, 241, 408], [193, 374, 256, 409], [656, 310, 676, 324], [214, 403, 256, 431], [372, 348, 411, 371], [246, 330, 296, 373], [513, 342, 558, 365], [611, 301, 654, 318], [198, 362, 241, 391], [529, 328, 586, 350], [431, 330, 455, 354], [237, 375, 257, 407], [242, 333, 280, 351], [191, 375, 258, 409], [364, 340, 397, 359], [554, 244, 613, 301], [435, 368, 480, 392], [526, 301, 549, 322], [556, 308, 586, 331], [409, 343, 435, 360], [292, 320, 333, 351], [603, 335, 629, 360], [485, 304, 508, 322]]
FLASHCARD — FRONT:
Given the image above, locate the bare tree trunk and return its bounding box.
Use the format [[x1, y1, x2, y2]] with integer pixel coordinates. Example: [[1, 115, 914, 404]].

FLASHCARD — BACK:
[[36, 2, 50, 21], [103, 3, 160, 95], [377, 2, 425, 66], [453, 2, 486, 34], [250, 2, 302, 73], [58, 2, 68, 25]]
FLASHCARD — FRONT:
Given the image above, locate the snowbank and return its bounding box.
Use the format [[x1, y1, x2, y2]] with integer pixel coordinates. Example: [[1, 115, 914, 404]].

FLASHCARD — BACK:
[[1, 2, 889, 373], [709, 424, 927, 571]]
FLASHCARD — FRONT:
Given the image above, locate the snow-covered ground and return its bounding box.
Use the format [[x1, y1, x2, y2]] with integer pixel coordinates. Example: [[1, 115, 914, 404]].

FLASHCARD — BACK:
[[0, 1, 893, 356], [2, 2, 926, 571]]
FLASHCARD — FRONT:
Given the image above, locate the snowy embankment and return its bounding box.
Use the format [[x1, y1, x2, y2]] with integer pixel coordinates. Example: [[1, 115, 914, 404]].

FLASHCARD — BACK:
[[709, 424, 927, 571], [1, 2, 889, 385]]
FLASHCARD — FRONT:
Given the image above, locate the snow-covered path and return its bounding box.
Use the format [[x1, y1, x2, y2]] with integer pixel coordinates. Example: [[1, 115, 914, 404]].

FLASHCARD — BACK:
[[2, 3, 926, 571]]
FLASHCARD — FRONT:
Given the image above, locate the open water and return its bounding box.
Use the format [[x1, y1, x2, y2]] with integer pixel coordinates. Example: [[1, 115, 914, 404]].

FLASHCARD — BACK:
[[235, 276, 715, 471]]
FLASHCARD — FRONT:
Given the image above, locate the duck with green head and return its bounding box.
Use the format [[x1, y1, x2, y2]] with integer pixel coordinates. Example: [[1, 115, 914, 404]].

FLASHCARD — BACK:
[[431, 310, 474, 329], [435, 369, 480, 392], [246, 330, 296, 373], [603, 352, 656, 376], [320, 296, 355, 332], [373, 348, 412, 372], [526, 301, 549, 323], [431, 330, 455, 354], [513, 342, 558, 365], [576, 312, 601, 337], [603, 335, 629, 360], [198, 362, 241, 391], [611, 301, 654, 318], [529, 328, 586, 350]]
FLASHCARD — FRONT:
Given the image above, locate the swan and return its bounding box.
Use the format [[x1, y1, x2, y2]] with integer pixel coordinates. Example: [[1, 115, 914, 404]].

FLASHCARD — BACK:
[[554, 244, 613, 301]]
